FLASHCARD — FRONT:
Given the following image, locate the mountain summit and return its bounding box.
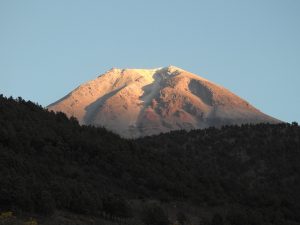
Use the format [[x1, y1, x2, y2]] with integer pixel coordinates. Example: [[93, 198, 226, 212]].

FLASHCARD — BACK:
[[48, 66, 280, 138]]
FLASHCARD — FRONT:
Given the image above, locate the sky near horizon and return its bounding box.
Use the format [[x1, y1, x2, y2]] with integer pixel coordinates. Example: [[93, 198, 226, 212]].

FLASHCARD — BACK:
[[0, 0, 299, 122]]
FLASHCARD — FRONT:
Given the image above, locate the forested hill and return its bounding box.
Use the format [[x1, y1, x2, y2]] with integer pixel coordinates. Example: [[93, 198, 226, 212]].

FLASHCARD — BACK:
[[0, 95, 300, 225]]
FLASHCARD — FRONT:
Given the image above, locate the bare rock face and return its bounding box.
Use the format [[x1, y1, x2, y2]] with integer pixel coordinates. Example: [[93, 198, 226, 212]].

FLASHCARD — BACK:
[[48, 66, 280, 138]]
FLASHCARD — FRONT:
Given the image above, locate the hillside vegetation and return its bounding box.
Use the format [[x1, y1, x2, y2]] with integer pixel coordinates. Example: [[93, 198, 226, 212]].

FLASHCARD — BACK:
[[0, 95, 299, 225]]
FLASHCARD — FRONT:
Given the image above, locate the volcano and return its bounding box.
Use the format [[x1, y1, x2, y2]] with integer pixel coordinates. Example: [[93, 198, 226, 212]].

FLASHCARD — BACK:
[[48, 66, 280, 138]]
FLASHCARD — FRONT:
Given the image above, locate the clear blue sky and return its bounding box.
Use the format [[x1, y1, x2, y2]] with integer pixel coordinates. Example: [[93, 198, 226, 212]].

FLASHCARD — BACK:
[[0, 0, 299, 122]]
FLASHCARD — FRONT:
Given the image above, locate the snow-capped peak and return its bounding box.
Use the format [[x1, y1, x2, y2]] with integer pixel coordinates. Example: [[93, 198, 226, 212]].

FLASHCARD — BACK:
[[48, 66, 280, 138]]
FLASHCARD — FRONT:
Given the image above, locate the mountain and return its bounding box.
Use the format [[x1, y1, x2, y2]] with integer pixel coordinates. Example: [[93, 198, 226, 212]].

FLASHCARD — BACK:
[[48, 66, 279, 138]]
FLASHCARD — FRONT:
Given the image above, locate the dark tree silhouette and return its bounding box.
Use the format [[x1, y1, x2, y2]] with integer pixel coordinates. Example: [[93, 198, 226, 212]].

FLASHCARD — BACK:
[[0, 95, 300, 224], [140, 203, 169, 225]]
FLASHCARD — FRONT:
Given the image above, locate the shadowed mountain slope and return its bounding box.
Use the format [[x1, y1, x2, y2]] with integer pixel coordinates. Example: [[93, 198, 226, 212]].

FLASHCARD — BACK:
[[0, 95, 299, 224]]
